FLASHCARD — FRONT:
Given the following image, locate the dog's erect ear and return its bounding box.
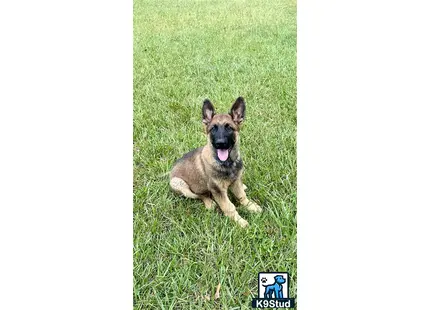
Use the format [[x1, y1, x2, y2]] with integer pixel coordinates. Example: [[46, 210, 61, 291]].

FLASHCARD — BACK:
[[229, 97, 246, 125], [202, 99, 215, 125]]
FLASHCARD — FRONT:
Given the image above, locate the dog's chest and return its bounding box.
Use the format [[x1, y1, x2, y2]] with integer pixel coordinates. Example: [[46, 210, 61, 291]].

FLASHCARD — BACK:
[[213, 159, 243, 180]]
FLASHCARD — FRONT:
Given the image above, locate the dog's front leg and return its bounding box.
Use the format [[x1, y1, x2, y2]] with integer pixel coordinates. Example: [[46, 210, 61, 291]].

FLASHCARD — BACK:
[[210, 186, 248, 228], [230, 179, 262, 213]]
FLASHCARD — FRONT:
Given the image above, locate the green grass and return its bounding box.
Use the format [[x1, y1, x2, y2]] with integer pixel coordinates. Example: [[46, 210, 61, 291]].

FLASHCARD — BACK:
[[134, 0, 296, 308]]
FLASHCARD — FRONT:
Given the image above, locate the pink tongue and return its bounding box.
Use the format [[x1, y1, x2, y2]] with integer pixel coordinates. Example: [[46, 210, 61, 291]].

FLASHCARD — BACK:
[[217, 149, 229, 161]]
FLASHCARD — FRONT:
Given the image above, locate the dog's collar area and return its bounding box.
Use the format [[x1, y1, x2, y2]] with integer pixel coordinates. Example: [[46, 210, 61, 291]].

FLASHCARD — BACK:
[[214, 156, 242, 169]]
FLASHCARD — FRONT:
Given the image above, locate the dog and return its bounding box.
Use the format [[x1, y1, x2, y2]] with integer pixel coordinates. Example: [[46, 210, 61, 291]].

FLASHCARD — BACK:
[[169, 97, 262, 228], [263, 275, 286, 299]]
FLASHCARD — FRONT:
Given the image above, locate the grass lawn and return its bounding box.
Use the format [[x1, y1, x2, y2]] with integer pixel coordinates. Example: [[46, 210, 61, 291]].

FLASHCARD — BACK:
[[134, 0, 296, 308]]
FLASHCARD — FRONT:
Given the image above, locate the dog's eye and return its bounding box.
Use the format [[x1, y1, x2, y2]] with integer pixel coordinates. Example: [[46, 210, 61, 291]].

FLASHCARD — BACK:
[[211, 125, 218, 132], [225, 124, 233, 131]]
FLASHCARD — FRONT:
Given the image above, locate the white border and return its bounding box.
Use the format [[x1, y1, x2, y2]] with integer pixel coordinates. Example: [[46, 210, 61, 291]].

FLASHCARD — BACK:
[[299, 0, 430, 309], [0, 1, 132, 309]]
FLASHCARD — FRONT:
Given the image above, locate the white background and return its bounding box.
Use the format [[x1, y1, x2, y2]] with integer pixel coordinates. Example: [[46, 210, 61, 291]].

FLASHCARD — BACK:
[[0, 0, 132, 309], [0, 0, 429, 309], [298, 0, 430, 309]]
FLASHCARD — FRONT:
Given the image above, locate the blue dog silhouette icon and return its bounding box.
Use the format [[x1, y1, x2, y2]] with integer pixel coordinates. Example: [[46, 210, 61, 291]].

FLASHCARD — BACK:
[[262, 275, 286, 299]]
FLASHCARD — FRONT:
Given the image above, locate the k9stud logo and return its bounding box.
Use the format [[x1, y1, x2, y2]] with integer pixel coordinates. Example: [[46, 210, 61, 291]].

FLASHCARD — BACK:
[[251, 272, 295, 308]]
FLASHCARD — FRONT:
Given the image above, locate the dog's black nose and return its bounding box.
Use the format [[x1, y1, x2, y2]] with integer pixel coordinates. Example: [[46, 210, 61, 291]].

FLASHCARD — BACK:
[[214, 140, 228, 149], [214, 137, 228, 150]]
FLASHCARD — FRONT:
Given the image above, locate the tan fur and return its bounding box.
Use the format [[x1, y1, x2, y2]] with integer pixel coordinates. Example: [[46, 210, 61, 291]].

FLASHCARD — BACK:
[[169, 98, 262, 228]]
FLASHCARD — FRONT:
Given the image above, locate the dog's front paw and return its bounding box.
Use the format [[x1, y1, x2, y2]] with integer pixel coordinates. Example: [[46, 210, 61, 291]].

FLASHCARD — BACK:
[[246, 201, 263, 213]]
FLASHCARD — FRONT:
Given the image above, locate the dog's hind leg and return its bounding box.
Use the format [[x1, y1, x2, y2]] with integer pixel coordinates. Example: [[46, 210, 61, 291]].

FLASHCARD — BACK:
[[170, 177, 200, 199], [170, 177, 216, 209]]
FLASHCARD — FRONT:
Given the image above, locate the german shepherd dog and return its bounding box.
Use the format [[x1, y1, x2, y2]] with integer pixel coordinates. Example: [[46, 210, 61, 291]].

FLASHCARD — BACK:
[[170, 97, 262, 228]]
